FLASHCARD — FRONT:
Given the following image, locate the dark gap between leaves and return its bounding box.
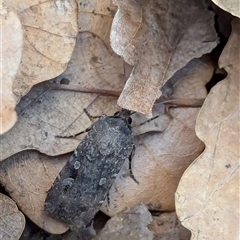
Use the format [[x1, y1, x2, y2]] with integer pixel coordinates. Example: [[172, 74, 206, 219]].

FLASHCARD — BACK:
[[205, 71, 227, 92]]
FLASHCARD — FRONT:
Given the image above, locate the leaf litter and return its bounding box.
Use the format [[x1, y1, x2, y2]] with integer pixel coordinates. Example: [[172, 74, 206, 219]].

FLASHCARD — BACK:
[[100, 54, 214, 216], [0, 54, 214, 235], [111, 0, 218, 116], [1, 0, 78, 132], [148, 212, 191, 240], [94, 204, 153, 240], [0, 33, 128, 161], [0, 0, 238, 239]]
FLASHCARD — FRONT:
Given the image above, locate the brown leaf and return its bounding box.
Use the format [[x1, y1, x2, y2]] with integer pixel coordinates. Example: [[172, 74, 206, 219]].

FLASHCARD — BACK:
[[100, 55, 214, 215], [1, 6, 23, 134], [0, 193, 25, 240], [148, 212, 191, 240], [175, 18, 240, 239], [111, 0, 218, 116], [0, 33, 128, 161], [94, 204, 153, 240], [78, 0, 117, 49], [3, 0, 78, 101], [0, 151, 69, 234]]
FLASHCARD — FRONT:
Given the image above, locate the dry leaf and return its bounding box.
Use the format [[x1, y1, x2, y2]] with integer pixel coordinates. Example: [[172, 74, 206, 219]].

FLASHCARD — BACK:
[[0, 32, 128, 161], [100, 55, 214, 216], [94, 204, 153, 240], [211, 0, 240, 17], [56, 33, 128, 91], [78, 0, 117, 49], [175, 18, 240, 240], [110, 0, 218, 116], [148, 212, 191, 240], [1, 6, 23, 134], [0, 193, 25, 240], [0, 57, 213, 236], [3, 0, 78, 101], [0, 151, 69, 234]]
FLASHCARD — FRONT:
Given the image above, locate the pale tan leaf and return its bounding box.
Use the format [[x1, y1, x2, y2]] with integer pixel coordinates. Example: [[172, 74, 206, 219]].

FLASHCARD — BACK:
[[0, 6, 23, 134], [0, 193, 25, 240], [94, 204, 153, 240], [78, 0, 117, 49], [175, 18, 240, 240], [111, 0, 218, 116], [0, 151, 69, 234], [3, 0, 78, 101], [0, 32, 128, 161], [148, 212, 191, 240], [100, 55, 214, 216], [211, 0, 240, 18]]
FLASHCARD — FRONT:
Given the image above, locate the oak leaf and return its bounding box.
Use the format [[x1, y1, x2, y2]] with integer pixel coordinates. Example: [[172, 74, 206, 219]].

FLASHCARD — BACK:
[[175, 18, 240, 240], [0, 193, 25, 240], [0, 151, 69, 234], [111, 0, 218, 116], [1, 6, 23, 134], [78, 0, 117, 49], [3, 0, 78, 107]]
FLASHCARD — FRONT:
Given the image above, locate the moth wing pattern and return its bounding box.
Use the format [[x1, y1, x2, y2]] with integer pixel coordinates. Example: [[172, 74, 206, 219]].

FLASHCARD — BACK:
[[44, 115, 134, 230]]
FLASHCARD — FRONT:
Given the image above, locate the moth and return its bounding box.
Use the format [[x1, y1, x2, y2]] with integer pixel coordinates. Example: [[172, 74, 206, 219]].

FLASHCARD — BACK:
[[44, 109, 137, 230]]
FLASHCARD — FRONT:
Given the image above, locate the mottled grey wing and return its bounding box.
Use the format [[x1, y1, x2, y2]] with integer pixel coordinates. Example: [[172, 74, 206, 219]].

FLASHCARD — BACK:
[[44, 116, 133, 230]]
